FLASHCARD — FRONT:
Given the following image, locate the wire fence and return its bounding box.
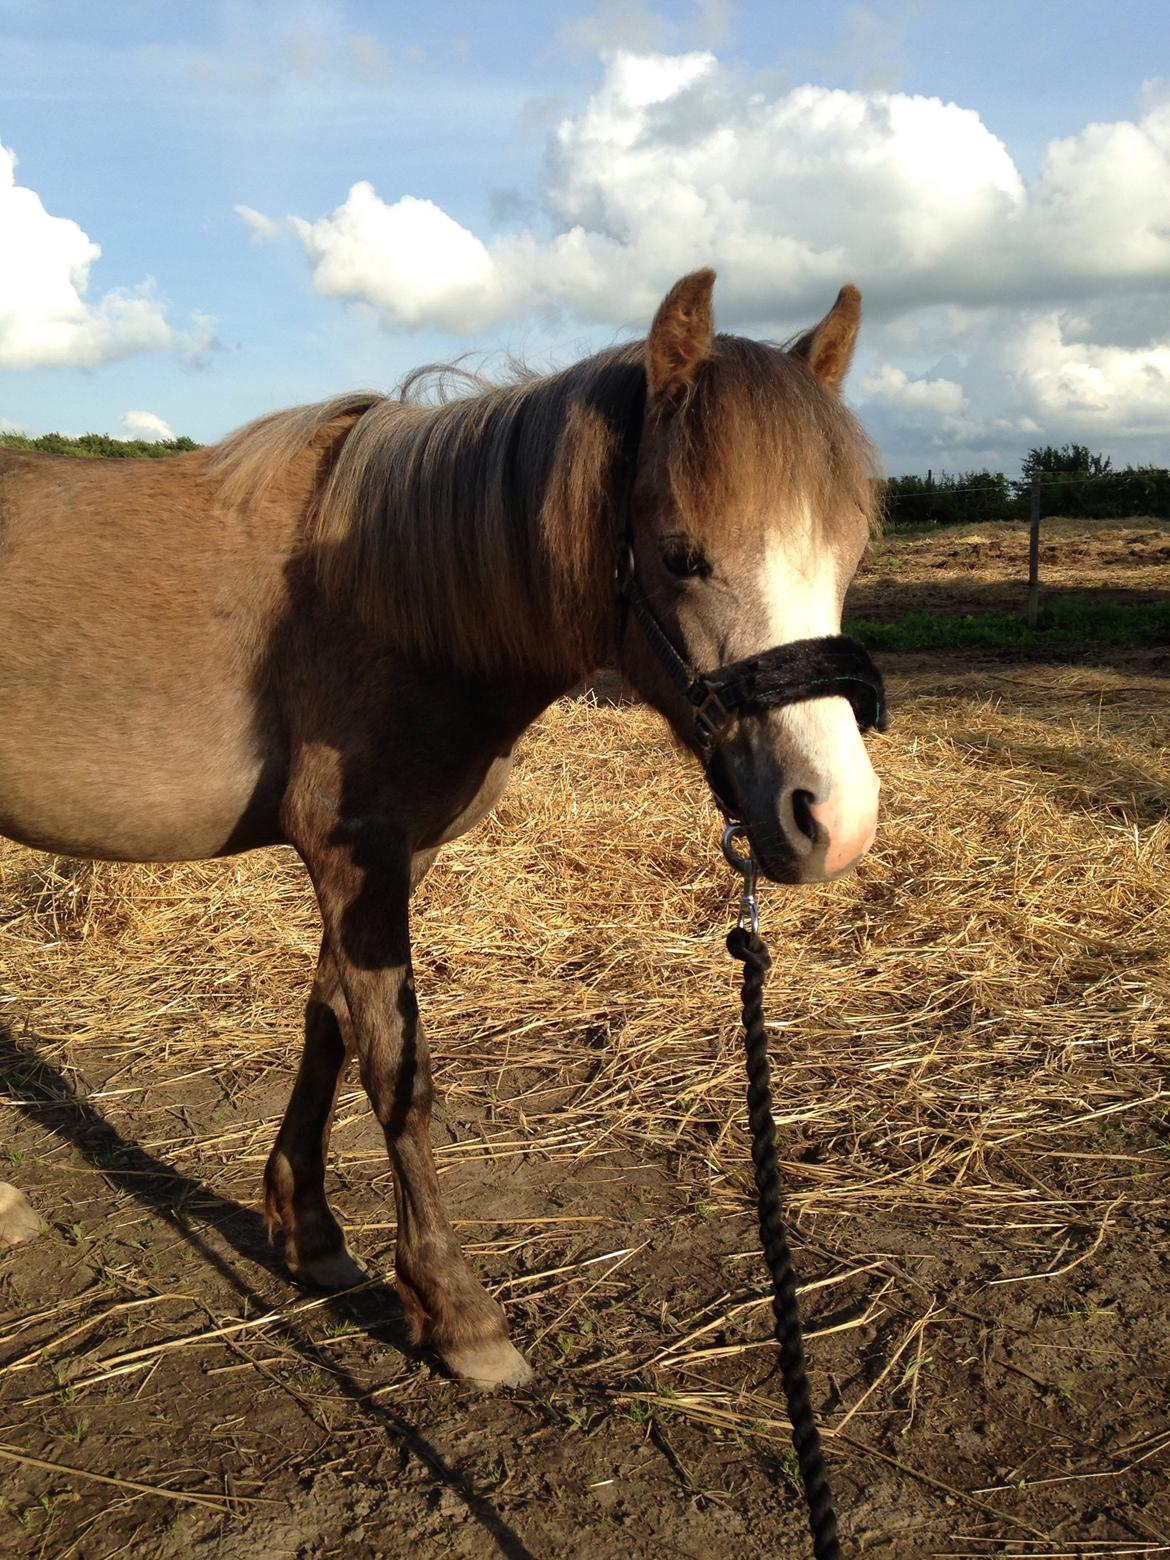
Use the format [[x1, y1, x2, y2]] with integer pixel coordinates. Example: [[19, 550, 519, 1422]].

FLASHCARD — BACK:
[[889, 470, 1143, 502], [883, 466, 1170, 532]]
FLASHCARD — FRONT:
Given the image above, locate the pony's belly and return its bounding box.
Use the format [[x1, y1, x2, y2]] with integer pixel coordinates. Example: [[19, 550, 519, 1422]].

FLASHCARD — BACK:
[[430, 753, 514, 846], [0, 733, 274, 863], [0, 782, 269, 863]]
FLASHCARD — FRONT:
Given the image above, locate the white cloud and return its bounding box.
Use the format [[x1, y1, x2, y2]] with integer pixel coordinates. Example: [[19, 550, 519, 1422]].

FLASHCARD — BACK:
[[120, 409, 174, 442], [235, 203, 284, 244], [1009, 315, 1170, 439], [289, 186, 507, 332], [858, 364, 967, 425], [269, 53, 1036, 331], [0, 142, 214, 370], [1025, 103, 1170, 286], [857, 304, 1170, 470], [261, 50, 1170, 468], [176, 310, 220, 368]]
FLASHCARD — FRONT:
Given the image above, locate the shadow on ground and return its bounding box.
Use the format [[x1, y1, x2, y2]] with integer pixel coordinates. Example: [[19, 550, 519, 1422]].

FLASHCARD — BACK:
[[0, 1020, 537, 1560]]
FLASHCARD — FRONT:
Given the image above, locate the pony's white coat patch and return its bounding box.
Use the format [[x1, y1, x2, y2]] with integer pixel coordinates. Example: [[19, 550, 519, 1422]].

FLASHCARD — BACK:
[[758, 520, 879, 842]]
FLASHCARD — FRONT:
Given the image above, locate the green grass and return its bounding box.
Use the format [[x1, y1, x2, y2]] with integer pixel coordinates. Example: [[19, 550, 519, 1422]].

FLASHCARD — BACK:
[[847, 599, 1170, 653]]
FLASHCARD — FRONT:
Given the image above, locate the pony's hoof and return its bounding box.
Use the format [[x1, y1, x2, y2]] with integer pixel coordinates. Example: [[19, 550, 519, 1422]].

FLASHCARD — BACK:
[[0, 1183, 40, 1249], [294, 1246, 368, 1291], [442, 1337, 534, 1390]]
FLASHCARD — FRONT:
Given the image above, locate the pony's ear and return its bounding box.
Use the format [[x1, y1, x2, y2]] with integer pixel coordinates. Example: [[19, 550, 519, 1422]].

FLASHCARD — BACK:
[[646, 268, 716, 409], [789, 285, 861, 394]]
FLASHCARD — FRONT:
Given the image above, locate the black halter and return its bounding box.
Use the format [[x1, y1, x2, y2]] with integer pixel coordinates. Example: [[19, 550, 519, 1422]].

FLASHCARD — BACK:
[[614, 375, 887, 781]]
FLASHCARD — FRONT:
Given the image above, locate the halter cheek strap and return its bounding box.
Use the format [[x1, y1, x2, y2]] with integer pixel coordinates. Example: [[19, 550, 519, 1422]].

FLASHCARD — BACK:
[[614, 376, 887, 775]]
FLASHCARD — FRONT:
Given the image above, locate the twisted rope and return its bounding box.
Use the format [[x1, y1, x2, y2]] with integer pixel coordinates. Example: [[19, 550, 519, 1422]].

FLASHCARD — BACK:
[[727, 924, 840, 1560]]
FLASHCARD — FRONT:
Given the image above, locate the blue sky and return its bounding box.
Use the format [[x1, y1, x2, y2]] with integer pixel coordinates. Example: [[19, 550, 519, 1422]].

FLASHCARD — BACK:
[[2, 1, 1167, 473]]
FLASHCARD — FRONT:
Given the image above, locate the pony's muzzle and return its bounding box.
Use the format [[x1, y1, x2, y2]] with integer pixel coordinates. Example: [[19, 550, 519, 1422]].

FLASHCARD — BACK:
[[785, 777, 880, 880], [721, 698, 881, 884]]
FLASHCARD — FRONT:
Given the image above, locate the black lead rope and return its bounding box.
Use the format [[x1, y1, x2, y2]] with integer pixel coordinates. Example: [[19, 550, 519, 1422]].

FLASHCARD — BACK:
[[724, 829, 840, 1560], [612, 371, 881, 1556]]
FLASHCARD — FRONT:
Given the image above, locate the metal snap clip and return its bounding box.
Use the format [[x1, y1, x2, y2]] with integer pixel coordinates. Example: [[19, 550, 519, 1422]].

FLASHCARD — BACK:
[[721, 823, 759, 934]]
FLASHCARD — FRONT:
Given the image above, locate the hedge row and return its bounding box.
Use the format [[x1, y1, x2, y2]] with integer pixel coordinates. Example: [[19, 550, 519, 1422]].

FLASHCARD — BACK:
[[886, 468, 1170, 529], [0, 432, 199, 460]]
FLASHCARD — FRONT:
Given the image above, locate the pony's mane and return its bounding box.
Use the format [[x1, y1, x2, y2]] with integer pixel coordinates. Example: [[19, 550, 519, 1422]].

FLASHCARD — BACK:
[[206, 340, 879, 678]]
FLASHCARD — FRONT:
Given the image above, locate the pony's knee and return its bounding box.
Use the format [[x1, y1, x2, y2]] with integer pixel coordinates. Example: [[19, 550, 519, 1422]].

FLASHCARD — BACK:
[[360, 1031, 434, 1131], [302, 993, 350, 1066], [366, 1079, 434, 1134]]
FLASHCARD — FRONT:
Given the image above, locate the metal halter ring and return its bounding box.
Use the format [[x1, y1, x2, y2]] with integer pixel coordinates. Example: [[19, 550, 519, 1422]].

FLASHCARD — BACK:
[[721, 823, 759, 934]]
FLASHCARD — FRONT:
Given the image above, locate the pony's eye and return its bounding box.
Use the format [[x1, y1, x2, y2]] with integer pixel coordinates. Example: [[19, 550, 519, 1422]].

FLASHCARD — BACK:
[[660, 537, 712, 580]]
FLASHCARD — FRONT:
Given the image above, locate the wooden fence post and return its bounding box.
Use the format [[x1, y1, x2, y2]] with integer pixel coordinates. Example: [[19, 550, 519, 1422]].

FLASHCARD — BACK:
[[1026, 482, 1041, 629]]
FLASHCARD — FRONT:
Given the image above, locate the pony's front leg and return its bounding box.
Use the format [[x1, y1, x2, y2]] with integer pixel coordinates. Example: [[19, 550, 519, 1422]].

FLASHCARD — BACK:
[[299, 821, 532, 1390], [264, 936, 367, 1290]]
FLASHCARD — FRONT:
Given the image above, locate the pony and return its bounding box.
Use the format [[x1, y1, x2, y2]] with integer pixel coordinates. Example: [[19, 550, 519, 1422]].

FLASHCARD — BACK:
[[0, 270, 881, 1386]]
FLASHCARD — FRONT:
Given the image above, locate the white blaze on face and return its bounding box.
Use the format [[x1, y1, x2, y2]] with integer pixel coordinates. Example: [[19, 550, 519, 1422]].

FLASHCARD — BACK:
[[760, 516, 840, 643], [758, 517, 880, 873]]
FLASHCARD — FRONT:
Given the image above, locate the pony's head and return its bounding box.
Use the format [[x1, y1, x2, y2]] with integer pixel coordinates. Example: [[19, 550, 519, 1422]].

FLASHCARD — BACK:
[[619, 269, 881, 885]]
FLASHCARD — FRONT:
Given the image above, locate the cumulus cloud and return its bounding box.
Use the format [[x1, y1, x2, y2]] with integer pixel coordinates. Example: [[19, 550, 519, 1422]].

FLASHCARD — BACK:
[[271, 51, 1168, 330], [259, 49, 1170, 467], [859, 365, 968, 427], [1010, 315, 1170, 439], [288, 187, 508, 331], [0, 142, 214, 370], [120, 409, 174, 442]]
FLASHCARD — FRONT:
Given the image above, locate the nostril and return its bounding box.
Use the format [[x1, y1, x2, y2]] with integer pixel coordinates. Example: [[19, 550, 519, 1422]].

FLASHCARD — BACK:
[[791, 789, 820, 845]]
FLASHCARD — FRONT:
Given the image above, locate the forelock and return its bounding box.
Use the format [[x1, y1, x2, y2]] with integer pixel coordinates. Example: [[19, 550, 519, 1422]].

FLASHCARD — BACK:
[[662, 335, 880, 544]]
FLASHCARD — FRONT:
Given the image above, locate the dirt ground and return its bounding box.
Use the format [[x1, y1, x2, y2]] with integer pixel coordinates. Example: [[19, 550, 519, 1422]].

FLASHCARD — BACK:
[[850, 514, 1170, 622], [1, 518, 1168, 1559]]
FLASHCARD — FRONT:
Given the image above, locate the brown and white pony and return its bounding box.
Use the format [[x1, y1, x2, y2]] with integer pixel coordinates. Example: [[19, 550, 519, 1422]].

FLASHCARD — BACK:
[[0, 271, 880, 1386]]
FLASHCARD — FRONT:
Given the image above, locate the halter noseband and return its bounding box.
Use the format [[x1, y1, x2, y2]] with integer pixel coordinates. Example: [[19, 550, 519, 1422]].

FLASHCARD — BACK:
[[614, 373, 887, 794]]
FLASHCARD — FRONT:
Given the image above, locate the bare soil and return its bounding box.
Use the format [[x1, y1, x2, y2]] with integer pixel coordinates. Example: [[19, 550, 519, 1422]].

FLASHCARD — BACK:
[[1, 519, 1168, 1559], [850, 514, 1170, 622]]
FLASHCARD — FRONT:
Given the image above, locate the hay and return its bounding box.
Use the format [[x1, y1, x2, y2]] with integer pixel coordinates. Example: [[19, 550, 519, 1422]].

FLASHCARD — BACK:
[[1, 652, 1168, 1532]]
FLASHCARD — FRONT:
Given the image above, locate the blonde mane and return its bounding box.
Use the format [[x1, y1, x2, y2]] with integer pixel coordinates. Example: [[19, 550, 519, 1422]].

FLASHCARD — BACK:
[[206, 340, 878, 678]]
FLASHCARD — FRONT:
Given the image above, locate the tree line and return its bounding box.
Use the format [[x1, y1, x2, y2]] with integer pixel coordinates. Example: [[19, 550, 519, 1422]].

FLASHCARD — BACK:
[[0, 431, 199, 460], [885, 445, 1169, 528]]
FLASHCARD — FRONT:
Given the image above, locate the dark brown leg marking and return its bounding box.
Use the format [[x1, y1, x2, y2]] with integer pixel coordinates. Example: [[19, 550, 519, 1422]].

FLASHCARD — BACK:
[[265, 938, 367, 1289]]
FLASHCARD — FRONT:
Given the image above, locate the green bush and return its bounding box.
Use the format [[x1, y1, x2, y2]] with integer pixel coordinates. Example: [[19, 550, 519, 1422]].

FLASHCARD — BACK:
[[1022, 463, 1170, 519], [1020, 443, 1112, 486], [883, 470, 1016, 529]]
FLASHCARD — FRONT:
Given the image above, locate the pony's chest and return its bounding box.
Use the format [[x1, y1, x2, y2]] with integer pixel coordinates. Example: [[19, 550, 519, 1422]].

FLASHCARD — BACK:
[[432, 752, 514, 845]]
